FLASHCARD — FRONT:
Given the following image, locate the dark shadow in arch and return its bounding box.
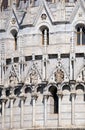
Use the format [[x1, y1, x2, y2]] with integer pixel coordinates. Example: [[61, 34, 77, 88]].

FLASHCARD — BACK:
[[62, 85, 71, 101], [25, 87, 32, 105], [49, 86, 58, 114], [25, 87, 32, 94], [62, 85, 70, 91], [76, 84, 84, 91], [11, 29, 18, 50], [40, 25, 49, 45], [14, 87, 21, 96], [76, 84, 85, 101], [6, 89, 10, 97], [37, 87, 43, 94]]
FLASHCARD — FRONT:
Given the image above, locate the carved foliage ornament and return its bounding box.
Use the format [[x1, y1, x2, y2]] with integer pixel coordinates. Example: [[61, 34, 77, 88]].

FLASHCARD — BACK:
[[11, 18, 16, 24], [41, 13, 47, 20]]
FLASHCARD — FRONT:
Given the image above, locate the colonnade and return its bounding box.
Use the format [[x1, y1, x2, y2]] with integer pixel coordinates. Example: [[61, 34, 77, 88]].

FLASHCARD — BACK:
[[0, 82, 78, 129]]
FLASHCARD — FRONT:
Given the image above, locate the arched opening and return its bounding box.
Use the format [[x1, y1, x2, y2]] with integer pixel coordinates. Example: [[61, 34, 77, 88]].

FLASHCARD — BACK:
[[11, 29, 18, 50], [40, 26, 49, 45], [76, 24, 85, 45], [75, 84, 85, 126], [49, 86, 58, 114], [62, 85, 70, 92], [37, 87, 43, 94], [25, 87, 32, 93], [76, 84, 84, 94], [14, 87, 20, 96], [6, 89, 10, 97], [76, 84, 84, 90], [62, 85, 71, 125]]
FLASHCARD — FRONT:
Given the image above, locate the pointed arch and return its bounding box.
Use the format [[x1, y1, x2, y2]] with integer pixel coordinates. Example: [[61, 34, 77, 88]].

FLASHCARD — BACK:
[[11, 29, 18, 50], [48, 83, 58, 114], [40, 25, 49, 45]]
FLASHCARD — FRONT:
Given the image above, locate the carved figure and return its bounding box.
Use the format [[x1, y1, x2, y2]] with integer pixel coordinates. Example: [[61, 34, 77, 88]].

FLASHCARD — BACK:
[[30, 69, 38, 85], [9, 72, 17, 87], [55, 69, 64, 83]]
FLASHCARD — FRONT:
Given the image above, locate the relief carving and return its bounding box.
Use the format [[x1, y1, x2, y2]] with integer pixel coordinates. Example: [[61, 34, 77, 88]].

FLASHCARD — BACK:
[[9, 72, 18, 87], [30, 69, 38, 85], [55, 69, 64, 83]]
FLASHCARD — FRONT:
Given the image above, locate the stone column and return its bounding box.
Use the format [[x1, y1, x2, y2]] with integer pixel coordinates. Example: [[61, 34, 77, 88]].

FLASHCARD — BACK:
[[0, 56, 1, 84], [69, 80, 76, 126], [19, 93, 26, 128], [80, 28, 82, 45], [19, 58, 21, 82], [31, 93, 38, 127], [70, 55, 75, 80], [71, 91, 76, 126], [57, 91, 62, 127], [42, 54, 48, 81], [44, 29, 47, 53], [43, 94, 49, 127], [21, 57, 24, 82], [42, 28, 48, 81], [1, 99, 6, 129], [10, 98, 14, 128], [71, 30, 74, 53], [0, 89, 7, 129], [9, 94, 16, 129], [2, 62, 4, 85]]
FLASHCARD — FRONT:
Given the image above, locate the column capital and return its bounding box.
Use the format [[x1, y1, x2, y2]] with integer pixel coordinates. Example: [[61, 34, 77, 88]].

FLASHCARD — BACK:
[[31, 93, 38, 100], [70, 91, 76, 97], [0, 96, 7, 102], [9, 94, 16, 100], [43, 93, 49, 99], [57, 90, 63, 97], [19, 93, 26, 100]]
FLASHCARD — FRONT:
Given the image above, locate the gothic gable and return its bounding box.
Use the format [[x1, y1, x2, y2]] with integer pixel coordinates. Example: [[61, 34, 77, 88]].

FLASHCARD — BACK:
[[21, 0, 55, 26], [76, 66, 85, 82], [48, 59, 69, 83], [70, 0, 85, 23], [24, 62, 42, 85], [4, 64, 19, 87]]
